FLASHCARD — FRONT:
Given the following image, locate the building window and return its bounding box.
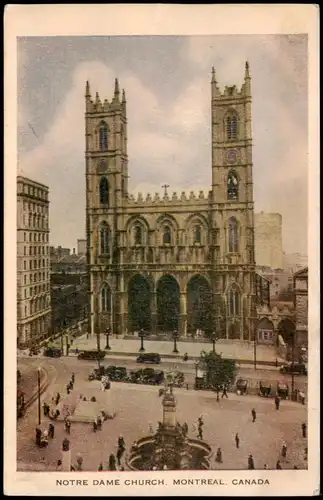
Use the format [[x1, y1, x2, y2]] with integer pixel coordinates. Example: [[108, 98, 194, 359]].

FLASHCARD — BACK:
[[228, 217, 239, 252], [24, 275, 26, 285], [226, 114, 238, 140], [227, 171, 239, 200], [24, 232, 26, 241], [99, 222, 111, 255], [24, 289, 27, 299], [101, 286, 110, 312], [194, 225, 201, 244], [134, 226, 142, 245], [99, 177, 110, 205], [99, 121, 108, 151], [228, 286, 240, 316], [163, 225, 171, 245], [29, 261, 32, 270]]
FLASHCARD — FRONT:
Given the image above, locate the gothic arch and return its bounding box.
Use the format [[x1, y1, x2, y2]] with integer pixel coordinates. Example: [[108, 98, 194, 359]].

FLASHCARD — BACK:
[[184, 214, 209, 245], [187, 275, 213, 334], [257, 317, 275, 343], [277, 318, 295, 347], [223, 108, 239, 141], [226, 282, 241, 317], [156, 274, 180, 332], [156, 214, 179, 246], [98, 121, 109, 151], [227, 170, 239, 200], [127, 274, 152, 332], [98, 221, 111, 255], [125, 216, 150, 246], [227, 217, 240, 253], [99, 177, 110, 205]]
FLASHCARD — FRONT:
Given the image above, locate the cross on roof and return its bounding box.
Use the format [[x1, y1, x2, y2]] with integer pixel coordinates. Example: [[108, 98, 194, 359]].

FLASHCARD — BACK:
[[162, 184, 170, 197]]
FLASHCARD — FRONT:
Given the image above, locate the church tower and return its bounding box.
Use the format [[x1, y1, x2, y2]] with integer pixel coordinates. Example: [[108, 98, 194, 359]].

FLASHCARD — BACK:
[[211, 62, 256, 340], [85, 79, 128, 337]]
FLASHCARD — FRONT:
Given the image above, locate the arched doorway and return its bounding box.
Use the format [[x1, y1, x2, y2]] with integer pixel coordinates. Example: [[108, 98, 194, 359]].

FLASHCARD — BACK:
[[128, 275, 152, 332], [157, 275, 180, 333], [228, 321, 240, 339], [277, 318, 295, 348], [257, 318, 275, 344], [187, 275, 213, 335]]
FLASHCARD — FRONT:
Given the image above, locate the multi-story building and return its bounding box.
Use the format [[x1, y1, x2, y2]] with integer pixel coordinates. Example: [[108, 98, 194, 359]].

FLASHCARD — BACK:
[[85, 63, 258, 340], [17, 176, 51, 348], [283, 253, 308, 274], [294, 267, 308, 347], [256, 266, 294, 301], [77, 238, 87, 256], [50, 245, 71, 260], [254, 212, 283, 269]]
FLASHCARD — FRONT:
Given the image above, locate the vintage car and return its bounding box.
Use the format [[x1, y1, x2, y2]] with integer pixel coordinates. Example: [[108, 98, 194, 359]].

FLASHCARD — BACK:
[[280, 362, 307, 376], [77, 350, 106, 361], [236, 378, 248, 395], [44, 346, 63, 358], [277, 382, 289, 399], [259, 380, 272, 398], [136, 352, 161, 364]]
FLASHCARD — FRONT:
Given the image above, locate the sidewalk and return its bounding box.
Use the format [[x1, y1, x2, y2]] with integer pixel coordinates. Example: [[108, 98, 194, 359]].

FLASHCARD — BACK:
[[68, 334, 283, 365]]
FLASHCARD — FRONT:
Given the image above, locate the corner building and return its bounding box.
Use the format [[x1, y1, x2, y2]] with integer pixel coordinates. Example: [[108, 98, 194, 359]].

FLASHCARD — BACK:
[[85, 63, 257, 340], [17, 176, 51, 348]]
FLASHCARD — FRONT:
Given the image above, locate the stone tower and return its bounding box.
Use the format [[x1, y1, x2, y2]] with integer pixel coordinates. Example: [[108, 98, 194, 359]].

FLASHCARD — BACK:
[[85, 79, 128, 336], [85, 64, 257, 341], [210, 62, 256, 339]]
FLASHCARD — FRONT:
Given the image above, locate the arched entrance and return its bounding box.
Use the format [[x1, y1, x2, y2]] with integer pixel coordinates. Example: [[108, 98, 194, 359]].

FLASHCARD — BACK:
[[187, 275, 213, 335], [157, 275, 180, 333], [257, 318, 275, 344], [277, 318, 295, 348], [228, 321, 240, 339], [128, 275, 152, 332]]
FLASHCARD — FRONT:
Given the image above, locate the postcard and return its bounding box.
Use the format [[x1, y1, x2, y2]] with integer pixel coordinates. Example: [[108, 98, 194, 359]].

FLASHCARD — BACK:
[[4, 3, 320, 496]]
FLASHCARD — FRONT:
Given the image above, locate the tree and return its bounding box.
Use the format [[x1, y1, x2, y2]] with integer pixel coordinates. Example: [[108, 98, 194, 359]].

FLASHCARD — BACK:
[[199, 350, 237, 392]]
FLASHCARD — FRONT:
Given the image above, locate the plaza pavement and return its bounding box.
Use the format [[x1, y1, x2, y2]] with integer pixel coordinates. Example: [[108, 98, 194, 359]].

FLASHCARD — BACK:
[[66, 334, 283, 365], [17, 376, 307, 472]]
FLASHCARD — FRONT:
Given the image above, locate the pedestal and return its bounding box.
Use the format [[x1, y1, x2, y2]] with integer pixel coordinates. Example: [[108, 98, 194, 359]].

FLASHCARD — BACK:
[[61, 449, 71, 472]]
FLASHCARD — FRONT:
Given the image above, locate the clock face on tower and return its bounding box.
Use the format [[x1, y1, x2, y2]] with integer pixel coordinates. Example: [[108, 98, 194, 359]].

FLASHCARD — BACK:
[[226, 149, 238, 164]]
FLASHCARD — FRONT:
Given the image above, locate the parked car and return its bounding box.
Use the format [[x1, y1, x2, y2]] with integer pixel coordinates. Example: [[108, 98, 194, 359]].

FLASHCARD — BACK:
[[136, 352, 161, 364], [44, 346, 62, 358], [277, 382, 289, 399], [280, 362, 307, 376], [236, 378, 248, 395], [77, 350, 106, 361], [259, 380, 272, 398]]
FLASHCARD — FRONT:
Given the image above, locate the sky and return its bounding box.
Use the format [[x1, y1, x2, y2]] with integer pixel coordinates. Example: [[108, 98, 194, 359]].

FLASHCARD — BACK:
[[17, 35, 308, 255]]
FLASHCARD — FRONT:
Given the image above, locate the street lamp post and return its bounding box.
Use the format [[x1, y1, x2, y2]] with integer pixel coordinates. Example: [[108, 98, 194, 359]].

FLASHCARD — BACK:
[[139, 329, 145, 352], [105, 328, 111, 350], [253, 317, 257, 371], [37, 367, 41, 426], [172, 330, 179, 354], [291, 331, 295, 399], [211, 331, 219, 353]]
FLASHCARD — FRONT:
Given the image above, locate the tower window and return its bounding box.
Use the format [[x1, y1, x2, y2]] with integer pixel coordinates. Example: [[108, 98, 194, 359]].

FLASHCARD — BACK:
[[228, 286, 240, 316], [101, 286, 110, 312], [163, 225, 171, 245], [99, 222, 110, 255], [134, 226, 142, 245], [228, 217, 239, 252], [227, 171, 239, 200], [99, 177, 110, 205], [194, 225, 202, 244], [226, 115, 238, 140], [99, 122, 108, 151]]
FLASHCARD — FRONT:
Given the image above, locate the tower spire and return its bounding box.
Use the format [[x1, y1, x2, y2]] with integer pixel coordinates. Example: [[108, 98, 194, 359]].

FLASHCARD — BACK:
[[85, 80, 91, 98], [211, 66, 220, 98], [245, 61, 250, 79], [122, 88, 126, 103], [244, 61, 251, 97], [114, 78, 120, 101], [211, 66, 216, 84]]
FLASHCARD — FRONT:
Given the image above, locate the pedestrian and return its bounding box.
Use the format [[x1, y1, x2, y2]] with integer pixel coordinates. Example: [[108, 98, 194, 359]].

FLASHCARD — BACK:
[[97, 415, 102, 431], [56, 459, 62, 471], [251, 408, 256, 422], [276, 460, 282, 470], [43, 401, 49, 417], [35, 426, 41, 447], [248, 454, 255, 470], [48, 422, 55, 439], [215, 447, 223, 463], [93, 418, 97, 433], [69, 380, 74, 391], [98, 463, 103, 471], [275, 394, 280, 410], [221, 386, 228, 399], [55, 392, 60, 406], [116, 447, 124, 467], [293, 465, 298, 469], [304, 447, 308, 461], [118, 435, 125, 450], [108, 453, 117, 471], [198, 425, 203, 440], [264, 464, 268, 470], [41, 429, 49, 447], [235, 433, 240, 449], [71, 373, 75, 384], [281, 441, 287, 458], [301, 423, 307, 438], [65, 418, 71, 434], [66, 384, 70, 395]]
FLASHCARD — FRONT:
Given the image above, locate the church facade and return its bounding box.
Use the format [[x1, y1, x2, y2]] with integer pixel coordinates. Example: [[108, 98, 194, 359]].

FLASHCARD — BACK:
[[85, 63, 258, 340]]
